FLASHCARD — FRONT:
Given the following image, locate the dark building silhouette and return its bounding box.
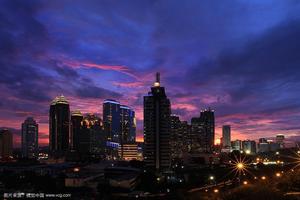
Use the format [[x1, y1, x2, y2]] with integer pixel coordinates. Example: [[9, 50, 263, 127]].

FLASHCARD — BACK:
[[21, 117, 38, 159], [180, 120, 191, 154], [71, 110, 83, 150], [70, 112, 105, 160], [49, 95, 70, 158], [103, 99, 121, 142], [144, 72, 171, 172], [0, 129, 13, 159], [170, 115, 182, 159], [191, 108, 215, 153], [81, 114, 105, 156]]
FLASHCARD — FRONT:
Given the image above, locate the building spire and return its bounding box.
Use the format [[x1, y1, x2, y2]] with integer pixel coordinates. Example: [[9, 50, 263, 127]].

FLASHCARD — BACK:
[[154, 72, 160, 87], [156, 72, 160, 83]]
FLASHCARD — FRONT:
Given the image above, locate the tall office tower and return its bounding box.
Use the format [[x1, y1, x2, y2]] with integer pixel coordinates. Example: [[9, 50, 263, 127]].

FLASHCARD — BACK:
[[242, 140, 256, 154], [222, 125, 231, 149], [21, 117, 38, 159], [144, 72, 171, 172], [191, 108, 215, 153], [231, 140, 242, 151], [0, 129, 13, 159], [180, 121, 191, 153], [49, 95, 70, 157], [103, 99, 120, 142], [200, 109, 215, 152], [71, 110, 83, 150], [119, 105, 136, 159], [120, 105, 136, 143], [170, 115, 182, 159], [276, 134, 285, 148]]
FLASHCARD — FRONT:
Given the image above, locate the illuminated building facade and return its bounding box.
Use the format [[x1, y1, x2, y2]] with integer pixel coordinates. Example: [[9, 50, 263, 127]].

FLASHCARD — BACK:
[[144, 73, 171, 172], [242, 140, 256, 154], [118, 143, 138, 160], [49, 95, 70, 157], [21, 117, 38, 158], [103, 99, 121, 142]]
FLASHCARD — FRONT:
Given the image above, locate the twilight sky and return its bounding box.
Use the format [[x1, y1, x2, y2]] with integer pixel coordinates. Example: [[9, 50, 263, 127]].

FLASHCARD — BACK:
[[1, 0, 300, 146]]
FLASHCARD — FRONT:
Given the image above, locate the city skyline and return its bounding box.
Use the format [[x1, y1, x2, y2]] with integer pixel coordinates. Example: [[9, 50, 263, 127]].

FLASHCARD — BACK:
[[1, 1, 300, 147]]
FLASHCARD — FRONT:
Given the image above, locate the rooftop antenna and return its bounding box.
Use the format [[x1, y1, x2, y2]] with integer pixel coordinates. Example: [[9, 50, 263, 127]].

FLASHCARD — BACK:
[[156, 72, 160, 83], [154, 72, 160, 87]]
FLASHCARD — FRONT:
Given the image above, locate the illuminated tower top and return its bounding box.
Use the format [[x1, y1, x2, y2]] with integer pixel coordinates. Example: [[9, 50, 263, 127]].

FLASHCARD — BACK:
[[153, 72, 160, 87]]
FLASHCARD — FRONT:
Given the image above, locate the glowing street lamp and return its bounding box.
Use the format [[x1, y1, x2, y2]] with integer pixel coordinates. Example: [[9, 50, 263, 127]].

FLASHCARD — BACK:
[[213, 189, 219, 193], [243, 181, 248, 185], [276, 173, 281, 177], [261, 176, 266, 180], [209, 176, 215, 180], [237, 163, 244, 170]]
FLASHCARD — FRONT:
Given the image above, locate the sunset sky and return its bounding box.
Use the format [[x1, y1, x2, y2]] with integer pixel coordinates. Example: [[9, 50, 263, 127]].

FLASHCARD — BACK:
[[1, 0, 300, 146]]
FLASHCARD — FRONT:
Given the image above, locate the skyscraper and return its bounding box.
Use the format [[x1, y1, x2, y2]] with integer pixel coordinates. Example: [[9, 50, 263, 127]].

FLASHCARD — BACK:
[[21, 117, 38, 159], [222, 125, 231, 149], [144, 73, 171, 172], [49, 95, 70, 157], [119, 105, 136, 159], [103, 99, 120, 142], [0, 129, 13, 159], [191, 108, 215, 153], [120, 105, 136, 143], [170, 115, 182, 159], [71, 110, 83, 150]]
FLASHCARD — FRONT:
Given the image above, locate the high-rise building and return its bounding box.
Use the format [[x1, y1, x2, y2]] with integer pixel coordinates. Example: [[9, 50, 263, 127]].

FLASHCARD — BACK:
[[49, 95, 70, 157], [120, 105, 136, 143], [71, 110, 83, 150], [119, 105, 136, 159], [144, 72, 171, 172], [0, 129, 13, 159], [191, 108, 215, 153], [170, 115, 182, 159], [231, 140, 242, 151], [222, 125, 231, 149], [180, 121, 191, 153], [103, 99, 120, 142], [242, 140, 256, 154], [21, 117, 38, 159]]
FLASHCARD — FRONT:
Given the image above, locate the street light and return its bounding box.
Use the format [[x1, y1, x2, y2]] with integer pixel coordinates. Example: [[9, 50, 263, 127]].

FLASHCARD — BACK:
[[243, 181, 248, 185], [213, 189, 219, 193], [276, 173, 281, 177], [237, 163, 244, 170], [261, 176, 266, 180], [209, 176, 215, 180]]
